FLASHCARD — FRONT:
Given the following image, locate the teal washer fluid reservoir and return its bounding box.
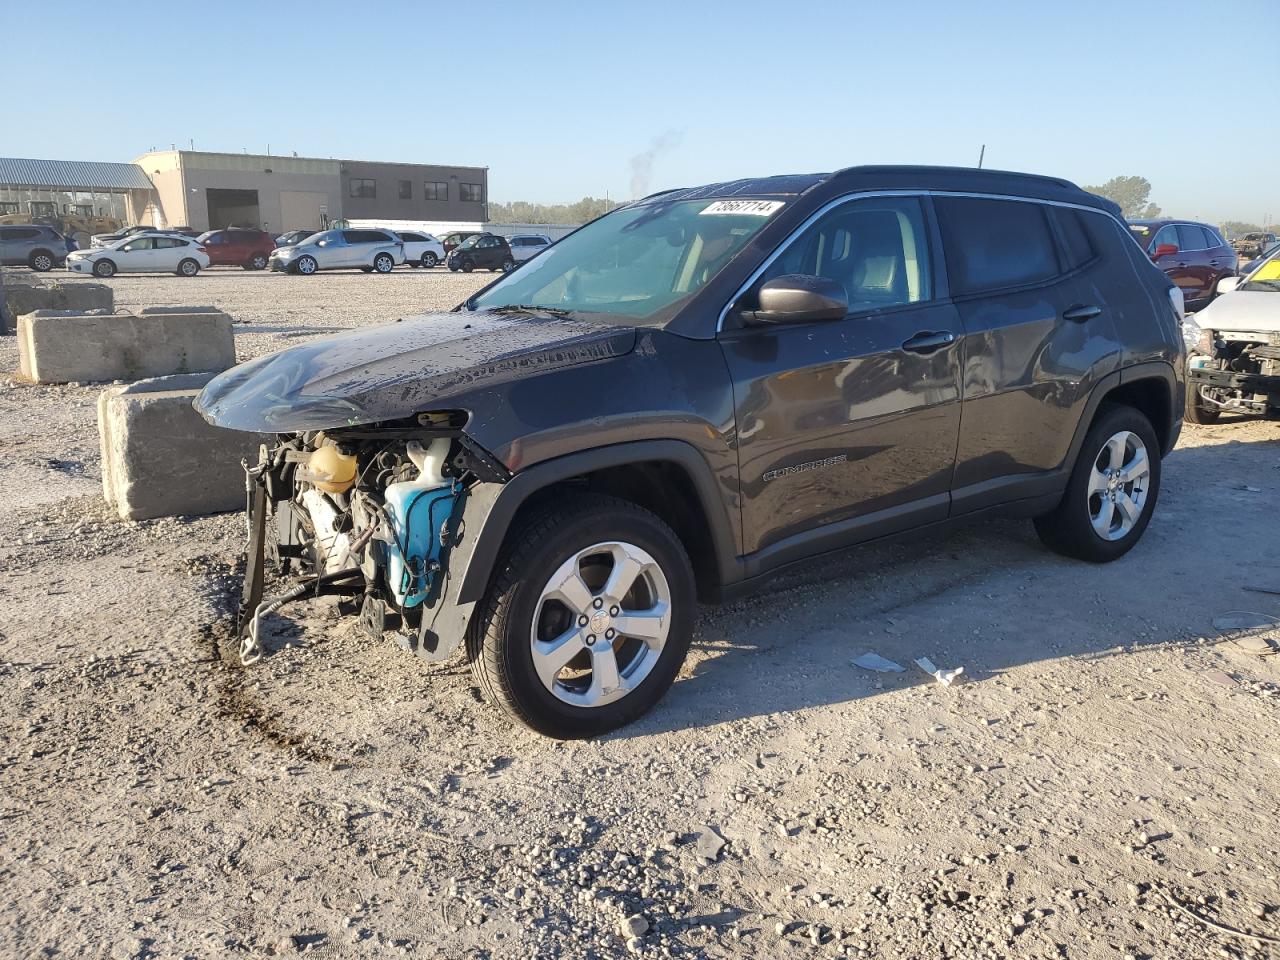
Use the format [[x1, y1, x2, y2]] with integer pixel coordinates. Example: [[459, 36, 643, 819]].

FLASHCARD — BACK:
[[383, 439, 456, 609]]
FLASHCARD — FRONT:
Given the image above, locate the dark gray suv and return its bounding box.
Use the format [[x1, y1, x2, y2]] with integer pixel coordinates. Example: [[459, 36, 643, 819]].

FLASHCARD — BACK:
[[0, 225, 67, 271], [198, 165, 1186, 738]]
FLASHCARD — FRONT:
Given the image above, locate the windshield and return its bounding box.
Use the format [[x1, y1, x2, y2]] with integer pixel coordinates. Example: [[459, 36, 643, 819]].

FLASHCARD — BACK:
[[470, 198, 785, 324], [455, 235, 481, 251], [1241, 250, 1280, 291]]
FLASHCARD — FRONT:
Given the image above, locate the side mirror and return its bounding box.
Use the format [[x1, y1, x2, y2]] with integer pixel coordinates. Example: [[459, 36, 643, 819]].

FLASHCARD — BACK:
[[1217, 275, 1240, 294], [742, 275, 848, 326], [1153, 242, 1179, 259]]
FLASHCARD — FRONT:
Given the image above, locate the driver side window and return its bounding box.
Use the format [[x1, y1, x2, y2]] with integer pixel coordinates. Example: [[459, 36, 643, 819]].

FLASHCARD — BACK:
[[752, 197, 932, 315]]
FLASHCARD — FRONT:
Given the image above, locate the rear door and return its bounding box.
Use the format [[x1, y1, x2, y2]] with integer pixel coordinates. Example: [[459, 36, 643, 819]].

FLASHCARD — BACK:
[[152, 236, 189, 270], [1175, 223, 1214, 301], [934, 195, 1119, 510], [720, 194, 963, 557]]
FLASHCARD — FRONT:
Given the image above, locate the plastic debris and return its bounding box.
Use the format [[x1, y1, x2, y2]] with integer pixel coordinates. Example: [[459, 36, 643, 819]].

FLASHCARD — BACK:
[[915, 657, 965, 686], [853, 652, 905, 673]]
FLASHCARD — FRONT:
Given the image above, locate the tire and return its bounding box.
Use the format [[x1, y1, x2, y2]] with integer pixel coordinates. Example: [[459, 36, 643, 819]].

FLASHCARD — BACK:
[[373, 253, 394, 274], [500, 257, 515, 273], [92, 259, 116, 278], [1034, 404, 1162, 563], [460, 258, 475, 273], [28, 250, 55, 272], [177, 258, 200, 277], [421, 252, 438, 268], [247, 253, 268, 270], [295, 255, 318, 276], [1184, 379, 1221, 424], [467, 494, 695, 739]]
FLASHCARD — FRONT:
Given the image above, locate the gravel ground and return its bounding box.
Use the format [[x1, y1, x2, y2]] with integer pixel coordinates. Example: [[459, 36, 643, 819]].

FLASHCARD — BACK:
[[2, 267, 1279, 960]]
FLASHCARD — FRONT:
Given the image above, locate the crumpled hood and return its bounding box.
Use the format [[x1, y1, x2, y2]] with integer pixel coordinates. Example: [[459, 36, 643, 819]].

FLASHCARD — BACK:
[[195, 310, 636, 432], [1197, 289, 1280, 334]]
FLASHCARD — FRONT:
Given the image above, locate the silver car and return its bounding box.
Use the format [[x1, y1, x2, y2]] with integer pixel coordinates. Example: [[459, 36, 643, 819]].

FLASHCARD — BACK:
[[268, 228, 405, 275], [0, 225, 68, 271]]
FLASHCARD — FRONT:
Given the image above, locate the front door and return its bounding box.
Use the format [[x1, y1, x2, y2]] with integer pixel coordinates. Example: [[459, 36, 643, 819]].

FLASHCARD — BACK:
[[719, 195, 963, 562], [117, 236, 159, 272]]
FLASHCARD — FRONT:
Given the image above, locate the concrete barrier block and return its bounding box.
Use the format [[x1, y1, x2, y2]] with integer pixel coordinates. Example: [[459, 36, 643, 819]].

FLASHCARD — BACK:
[[17, 306, 234, 383], [1, 281, 113, 335], [98, 373, 265, 520]]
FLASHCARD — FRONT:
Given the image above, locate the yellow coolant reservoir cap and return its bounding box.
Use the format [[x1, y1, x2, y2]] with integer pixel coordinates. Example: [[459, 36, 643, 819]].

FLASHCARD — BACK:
[[301, 445, 357, 493]]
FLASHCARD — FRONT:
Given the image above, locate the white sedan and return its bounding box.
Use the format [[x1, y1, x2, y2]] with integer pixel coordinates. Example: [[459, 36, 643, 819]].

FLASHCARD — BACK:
[[395, 231, 446, 268], [67, 234, 210, 277]]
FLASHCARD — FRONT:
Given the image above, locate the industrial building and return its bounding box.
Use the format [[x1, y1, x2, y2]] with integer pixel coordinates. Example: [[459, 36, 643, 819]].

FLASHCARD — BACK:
[[0, 150, 490, 234]]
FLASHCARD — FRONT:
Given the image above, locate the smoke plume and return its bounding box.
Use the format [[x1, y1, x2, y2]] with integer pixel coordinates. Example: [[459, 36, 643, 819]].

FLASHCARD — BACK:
[[630, 131, 684, 199]]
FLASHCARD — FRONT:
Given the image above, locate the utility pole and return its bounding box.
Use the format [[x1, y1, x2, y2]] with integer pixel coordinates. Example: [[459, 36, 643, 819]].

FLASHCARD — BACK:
[[977, 144, 986, 169]]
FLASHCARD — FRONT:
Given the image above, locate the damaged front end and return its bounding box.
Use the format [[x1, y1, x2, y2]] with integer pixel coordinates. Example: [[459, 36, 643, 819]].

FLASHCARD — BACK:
[[236, 412, 510, 666], [1188, 329, 1280, 419]]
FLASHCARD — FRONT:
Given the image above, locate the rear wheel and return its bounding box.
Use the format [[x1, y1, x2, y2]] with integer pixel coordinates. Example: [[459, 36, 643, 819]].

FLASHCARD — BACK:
[[1184, 380, 1221, 424], [467, 494, 695, 738], [29, 250, 55, 272], [373, 253, 394, 273], [1034, 405, 1161, 562], [177, 258, 200, 277], [92, 259, 116, 278], [421, 251, 438, 268]]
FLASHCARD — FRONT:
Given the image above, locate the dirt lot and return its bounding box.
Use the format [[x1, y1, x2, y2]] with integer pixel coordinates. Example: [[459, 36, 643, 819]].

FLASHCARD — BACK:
[[2, 267, 1278, 960]]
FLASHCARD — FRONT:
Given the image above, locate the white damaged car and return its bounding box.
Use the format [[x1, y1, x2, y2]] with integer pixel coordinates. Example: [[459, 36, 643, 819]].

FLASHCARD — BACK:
[[1184, 247, 1280, 423]]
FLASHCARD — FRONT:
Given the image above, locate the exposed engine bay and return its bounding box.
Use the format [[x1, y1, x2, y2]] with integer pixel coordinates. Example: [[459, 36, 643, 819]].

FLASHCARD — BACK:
[[237, 412, 510, 666], [1188, 330, 1280, 418]]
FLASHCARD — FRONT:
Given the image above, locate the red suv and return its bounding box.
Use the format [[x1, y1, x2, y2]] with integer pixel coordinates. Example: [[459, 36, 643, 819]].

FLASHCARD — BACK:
[[1128, 219, 1235, 308], [197, 229, 277, 270]]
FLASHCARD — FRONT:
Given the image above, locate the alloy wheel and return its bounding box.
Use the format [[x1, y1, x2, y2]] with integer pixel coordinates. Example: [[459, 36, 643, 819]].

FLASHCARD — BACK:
[[1088, 430, 1150, 541], [32, 254, 53, 271], [530, 541, 671, 708]]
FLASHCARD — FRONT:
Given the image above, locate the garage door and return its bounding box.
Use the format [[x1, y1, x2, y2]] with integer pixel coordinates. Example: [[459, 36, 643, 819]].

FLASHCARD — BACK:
[[279, 191, 328, 231]]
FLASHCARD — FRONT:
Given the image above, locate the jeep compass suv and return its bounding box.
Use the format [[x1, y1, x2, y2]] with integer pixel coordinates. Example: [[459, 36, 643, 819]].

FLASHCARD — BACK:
[[197, 165, 1186, 738]]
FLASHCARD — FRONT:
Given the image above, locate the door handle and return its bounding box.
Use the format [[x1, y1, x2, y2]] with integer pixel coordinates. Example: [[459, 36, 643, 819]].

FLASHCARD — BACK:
[[1063, 304, 1102, 323], [901, 331, 955, 353]]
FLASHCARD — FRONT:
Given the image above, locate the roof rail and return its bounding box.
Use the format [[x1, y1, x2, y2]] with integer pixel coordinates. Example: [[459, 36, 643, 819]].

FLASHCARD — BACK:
[[830, 164, 1078, 191]]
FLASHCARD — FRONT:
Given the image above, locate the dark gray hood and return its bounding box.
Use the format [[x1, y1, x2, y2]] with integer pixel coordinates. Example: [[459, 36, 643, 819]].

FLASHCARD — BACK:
[[194, 310, 636, 432]]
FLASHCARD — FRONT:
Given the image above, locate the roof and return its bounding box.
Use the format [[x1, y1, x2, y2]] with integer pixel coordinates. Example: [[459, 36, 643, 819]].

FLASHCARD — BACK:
[[640, 165, 1120, 217], [0, 157, 154, 191]]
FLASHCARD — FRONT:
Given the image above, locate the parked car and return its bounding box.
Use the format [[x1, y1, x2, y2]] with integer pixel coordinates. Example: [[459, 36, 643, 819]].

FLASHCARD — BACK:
[[196, 228, 276, 270], [446, 233, 515, 273], [1240, 240, 1280, 275], [1128, 219, 1236, 309], [441, 231, 481, 254], [197, 165, 1186, 738], [66, 234, 209, 277], [276, 229, 318, 248], [90, 224, 157, 248], [508, 234, 552, 262], [395, 231, 445, 268], [1230, 231, 1277, 260], [1184, 245, 1280, 423], [0, 224, 68, 271], [267, 228, 404, 275]]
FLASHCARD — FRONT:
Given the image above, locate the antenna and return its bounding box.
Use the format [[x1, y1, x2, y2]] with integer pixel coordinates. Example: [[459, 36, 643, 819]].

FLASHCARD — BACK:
[[977, 144, 986, 169]]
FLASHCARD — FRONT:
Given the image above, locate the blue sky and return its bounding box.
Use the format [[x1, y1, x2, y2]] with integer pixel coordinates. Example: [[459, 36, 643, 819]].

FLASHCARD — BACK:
[[6, 0, 1275, 221]]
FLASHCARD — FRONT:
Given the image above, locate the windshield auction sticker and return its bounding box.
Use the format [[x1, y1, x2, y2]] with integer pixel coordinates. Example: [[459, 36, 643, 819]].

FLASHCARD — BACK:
[[700, 200, 785, 216]]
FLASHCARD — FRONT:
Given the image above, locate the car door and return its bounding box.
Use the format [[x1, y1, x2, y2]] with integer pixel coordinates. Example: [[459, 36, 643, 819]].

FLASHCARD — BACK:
[[152, 236, 189, 271], [1201, 226, 1235, 295], [0, 227, 15, 264], [1174, 224, 1214, 301], [933, 195, 1120, 508], [719, 195, 963, 559], [1148, 223, 1196, 300], [117, 236, 158, 271]]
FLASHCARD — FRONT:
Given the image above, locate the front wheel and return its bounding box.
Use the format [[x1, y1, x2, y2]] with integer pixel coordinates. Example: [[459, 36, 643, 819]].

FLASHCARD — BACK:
[[1034, 405, 1161, 562], [459, 258, 475, 273], [93, 259, 116, 278], [373, 253, 394, 273], [1184, 379, 1221, 424], [467, 494, 695, 738], [295, 255, 318, 275], [500, 257, 515, 272], [177, 258, 200, 277], [247, 253, 268, 270]]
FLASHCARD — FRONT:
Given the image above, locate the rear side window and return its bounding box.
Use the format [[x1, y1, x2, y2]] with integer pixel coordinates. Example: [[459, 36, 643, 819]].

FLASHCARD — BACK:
[[3, 227, 39, 240], [935, 197, 1058, 294], [1176, 224, 1207, 250], [1051, 208, 1095, 270], [400, 233, 425, 242]]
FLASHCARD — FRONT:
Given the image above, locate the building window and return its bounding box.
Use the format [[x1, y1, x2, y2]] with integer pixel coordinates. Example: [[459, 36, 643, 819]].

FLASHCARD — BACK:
[[398, 180, 412, 200], [460, 183, 484, 203], [30, 201, 56, 217], [424, 181, 448, 201], [67, 203, 94, 217], [0, 202, 18, 215], [349, 178, 376, 199]]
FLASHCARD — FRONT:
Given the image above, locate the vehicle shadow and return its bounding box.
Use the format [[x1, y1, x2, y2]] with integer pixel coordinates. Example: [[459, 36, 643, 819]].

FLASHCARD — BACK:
[[621, 431, 1280, 739]]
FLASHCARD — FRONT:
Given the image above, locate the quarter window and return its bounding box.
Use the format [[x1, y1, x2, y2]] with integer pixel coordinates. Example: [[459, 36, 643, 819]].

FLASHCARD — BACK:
[[1052, 208, 1095, 271], [349, 178, 376, 199], [935, 197, 1059, 293], [461, 182, 484, 202], [755, 196, 932, 312], [425, 181, 448, 201]]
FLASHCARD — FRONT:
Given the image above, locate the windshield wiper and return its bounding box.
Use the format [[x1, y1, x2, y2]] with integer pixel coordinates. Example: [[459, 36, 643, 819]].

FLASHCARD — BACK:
[[485, 304, 578, 318]]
